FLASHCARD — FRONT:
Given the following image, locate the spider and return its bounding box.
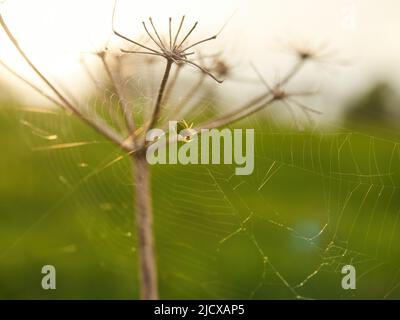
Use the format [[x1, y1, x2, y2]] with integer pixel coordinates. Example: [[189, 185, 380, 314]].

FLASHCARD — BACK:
[[177, 119, 197, 142], [112, 7, 224, 83]]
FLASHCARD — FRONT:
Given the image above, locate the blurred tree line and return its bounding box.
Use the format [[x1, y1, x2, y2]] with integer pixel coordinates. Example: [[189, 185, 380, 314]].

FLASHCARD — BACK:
[[344, 82, 399, 128]]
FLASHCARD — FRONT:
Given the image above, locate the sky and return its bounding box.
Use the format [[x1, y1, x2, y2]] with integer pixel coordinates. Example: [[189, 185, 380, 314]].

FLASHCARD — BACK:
[[0, 0, 399, 118]]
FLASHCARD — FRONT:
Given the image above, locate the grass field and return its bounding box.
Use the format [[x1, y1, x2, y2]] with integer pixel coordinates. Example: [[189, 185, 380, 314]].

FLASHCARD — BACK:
[[1, 102, 400, 300]]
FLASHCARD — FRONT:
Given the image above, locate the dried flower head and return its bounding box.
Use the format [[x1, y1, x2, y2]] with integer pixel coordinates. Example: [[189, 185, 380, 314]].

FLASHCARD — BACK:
[[250, 62, 322, 126], [113, 12, 224, 83], [210, 58, 231, 78], [281, 39, 341, 65]]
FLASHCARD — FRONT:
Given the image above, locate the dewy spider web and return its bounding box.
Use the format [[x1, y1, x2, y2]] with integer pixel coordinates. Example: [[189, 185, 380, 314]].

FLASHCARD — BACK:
[[13, 55, 400, 299]]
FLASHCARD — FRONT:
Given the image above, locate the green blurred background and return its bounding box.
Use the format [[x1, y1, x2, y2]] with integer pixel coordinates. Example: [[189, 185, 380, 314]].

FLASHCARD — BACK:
[[1, 82, 400, 300]]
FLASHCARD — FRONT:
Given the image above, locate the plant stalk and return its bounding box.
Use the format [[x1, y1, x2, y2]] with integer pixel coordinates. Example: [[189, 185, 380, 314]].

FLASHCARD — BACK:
[[133, 151, 158, 300], [147, 59, 173, 132]]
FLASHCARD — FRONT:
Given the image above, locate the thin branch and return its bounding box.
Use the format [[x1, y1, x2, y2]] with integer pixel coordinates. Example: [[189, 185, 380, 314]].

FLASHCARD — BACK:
[[0, 14, 129, 151], [142, 21, 164, 51], [196, 88, 271, 129], [168, 17, 172, 50], [112, 0, 160, 54], [121, 49, 164, 58], [197, 96, 276, 130], [287, 97, 322, 125], [173, 16, 186, 49], [177, 21, 198, 49], [149, 17, 166, 50], [287, 97, 322, 115], [162, 64, 182, 109], [182, 35, 217, 53], [0, 59, 64, 108], [52, 76, 80, 107], [114, 29, 161, 54], [280, 59, 306, 85], [181, 11, 234, 53], [181, 58, 223, 83], [250, 62, 273, 92], [147, 59, 173, 133], [199, 57, 312, 130]]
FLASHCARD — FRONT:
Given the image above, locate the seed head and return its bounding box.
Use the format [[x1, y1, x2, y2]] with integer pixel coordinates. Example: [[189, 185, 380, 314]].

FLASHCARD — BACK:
[[113, 15, 224, 83]]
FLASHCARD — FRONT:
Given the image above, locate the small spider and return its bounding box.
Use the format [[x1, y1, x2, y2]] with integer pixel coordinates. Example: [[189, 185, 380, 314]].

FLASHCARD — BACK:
[[177, 119, 197, 142], [113, 9, 224, 83]]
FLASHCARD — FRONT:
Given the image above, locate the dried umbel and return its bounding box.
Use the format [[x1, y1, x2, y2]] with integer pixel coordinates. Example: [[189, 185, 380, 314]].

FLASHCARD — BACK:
[[114, 13, 224, 83], [111, 4, 230, 140]]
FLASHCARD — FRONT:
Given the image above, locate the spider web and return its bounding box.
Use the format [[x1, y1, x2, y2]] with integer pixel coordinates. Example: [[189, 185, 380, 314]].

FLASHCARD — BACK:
[[5, 50, 400, 300]]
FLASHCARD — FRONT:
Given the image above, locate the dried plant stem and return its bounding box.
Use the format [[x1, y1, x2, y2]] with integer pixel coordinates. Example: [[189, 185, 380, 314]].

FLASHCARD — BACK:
[[162, 64, 182, 109], [198, 59, 307, 130], [281, 59, 305, 85], [198, 96, 276, 130], [198, 92, 271, 130], [133, 151, 158, 300], [0, 59, 65, 108], [147, 59, 173, 132]]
